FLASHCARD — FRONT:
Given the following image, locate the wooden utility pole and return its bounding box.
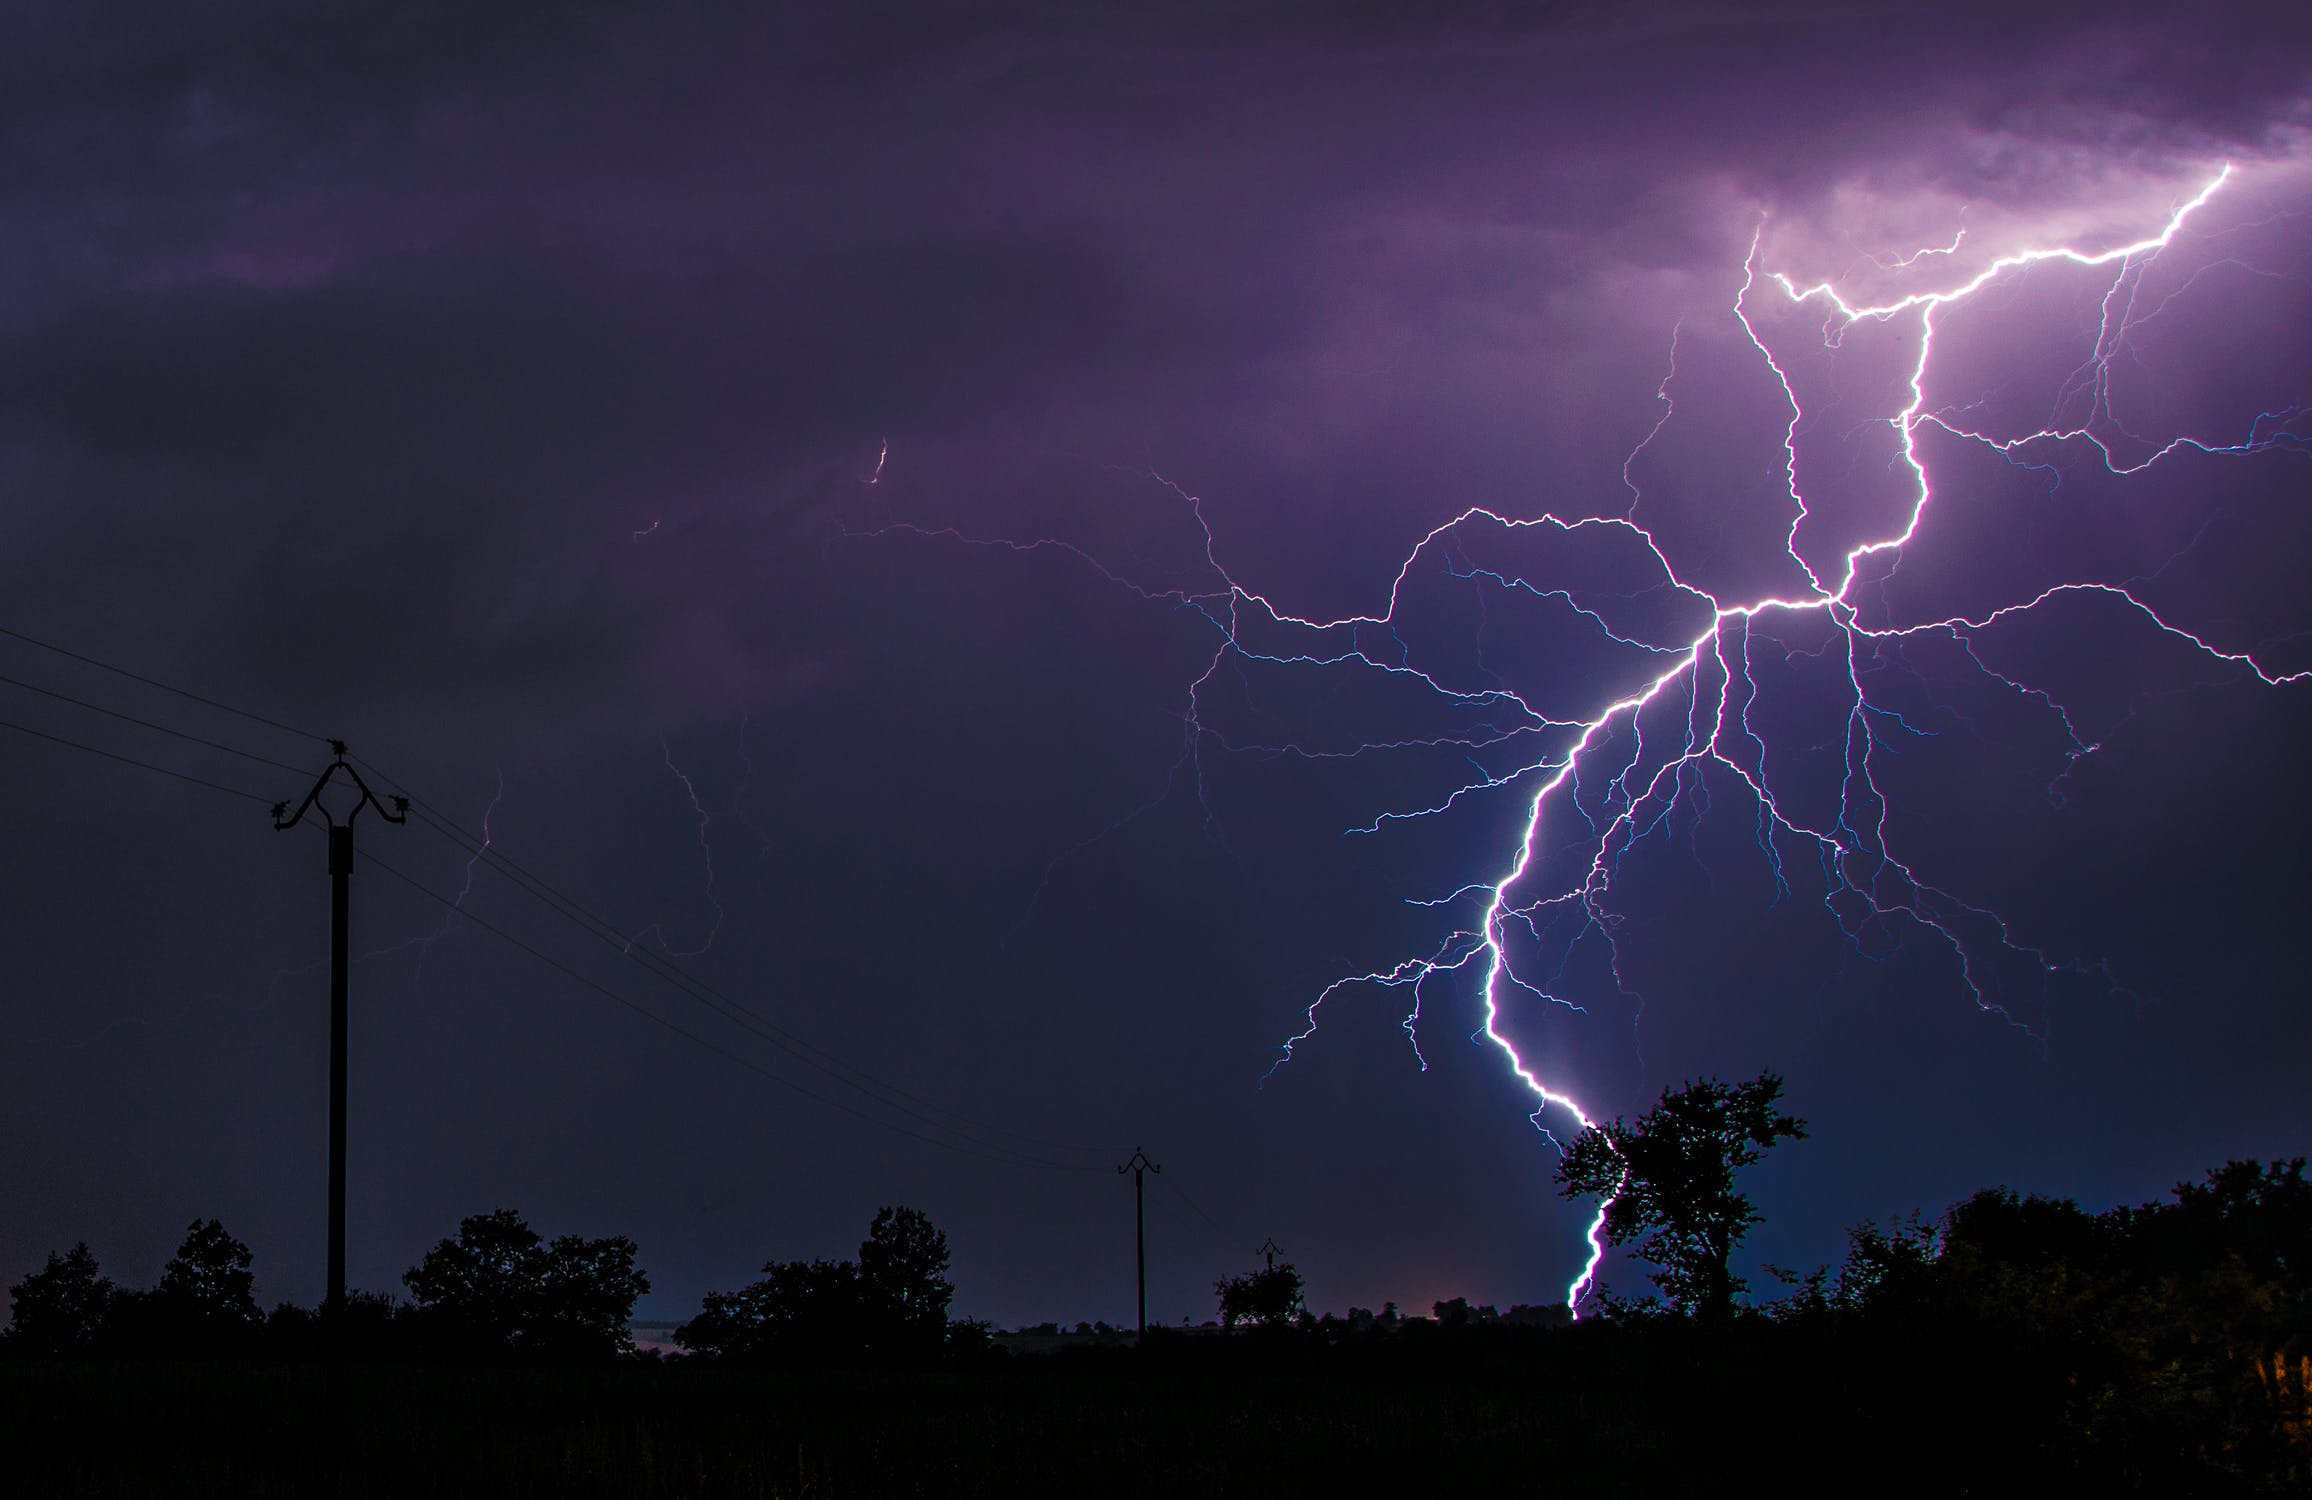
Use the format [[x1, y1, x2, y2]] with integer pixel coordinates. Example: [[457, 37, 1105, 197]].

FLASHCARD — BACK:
[[1258, 1236, 1282, 1272], [273, 743, 404, 1483], [1116, 1147, 1161, 1340]]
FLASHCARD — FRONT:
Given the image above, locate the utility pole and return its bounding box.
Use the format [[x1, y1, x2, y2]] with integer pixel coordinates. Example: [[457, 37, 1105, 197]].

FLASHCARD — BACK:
[[273, 742, 404, 1483], [1258, 1236, 1282, 1273], [1116, 1146, 1160, 1340]]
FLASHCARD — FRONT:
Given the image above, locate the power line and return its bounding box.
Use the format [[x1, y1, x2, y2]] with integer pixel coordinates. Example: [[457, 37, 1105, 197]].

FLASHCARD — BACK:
[[0, 670, 309, 775], [0, 622, 1119, 1165], [358, 846, 1107, 1173], [373, 772, 1116, 1161], [402, 804, 1111, 1160], [0, 714, 279, 805], [0, 623, 327, 747], [1159, 1169, 1233, 1237]]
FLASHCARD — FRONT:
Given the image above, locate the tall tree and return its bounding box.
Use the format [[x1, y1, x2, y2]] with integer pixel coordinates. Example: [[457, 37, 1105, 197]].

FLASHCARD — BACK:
[[403, 1208, 543, 1353], [858, 1205, 952, 1356], [403, 1208, 648, 1358], [156, 1219, 261, 1331], [5, 1243, 114, 1354], [676, 1258, 865, 1365], [1556, 1070, 1808, 1318], [677, 1206, 955, 1367], [533, 1230, 652, 1357]]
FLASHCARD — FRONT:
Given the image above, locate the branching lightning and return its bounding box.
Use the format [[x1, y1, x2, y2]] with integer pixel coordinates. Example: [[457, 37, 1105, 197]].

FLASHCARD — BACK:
[[627, 722, 782, 957], [868, 162, 2310, 1312]]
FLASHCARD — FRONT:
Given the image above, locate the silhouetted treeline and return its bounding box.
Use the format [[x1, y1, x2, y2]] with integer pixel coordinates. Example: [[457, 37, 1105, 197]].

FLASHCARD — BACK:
[[3, 1203, 986, 1371], [1126, 1158, 2306, 1488], [3, 1208, 648, 1363], [9, 1171, 2306, 1486], [674, 1205, 990, 1368], [1750, 1159, 2311, 1486]]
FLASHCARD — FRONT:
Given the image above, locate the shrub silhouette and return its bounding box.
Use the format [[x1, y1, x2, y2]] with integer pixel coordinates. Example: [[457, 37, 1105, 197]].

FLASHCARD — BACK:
[[1215, 1263, 1303, 1329]]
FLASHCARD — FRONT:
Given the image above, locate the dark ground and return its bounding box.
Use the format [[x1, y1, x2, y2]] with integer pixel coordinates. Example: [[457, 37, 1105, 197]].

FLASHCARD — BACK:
[[9, 1330, 2295, 1497], [3, 1354, 1668, 1498]]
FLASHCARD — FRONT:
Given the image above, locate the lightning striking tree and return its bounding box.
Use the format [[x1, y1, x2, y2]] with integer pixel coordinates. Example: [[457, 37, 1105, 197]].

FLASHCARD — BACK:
[[1556, 1071, 1807, 1320], [878, 163, 2301, 1311]]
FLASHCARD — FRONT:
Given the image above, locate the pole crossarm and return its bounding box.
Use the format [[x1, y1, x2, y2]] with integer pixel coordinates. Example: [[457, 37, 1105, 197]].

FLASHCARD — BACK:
[[273, 741, 408, 835]]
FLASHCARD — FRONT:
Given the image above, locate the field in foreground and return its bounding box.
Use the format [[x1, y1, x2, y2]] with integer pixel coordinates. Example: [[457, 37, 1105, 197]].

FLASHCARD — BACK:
[[5, 1355, 1676, 1498], [3, 1331, 2297, 1497]]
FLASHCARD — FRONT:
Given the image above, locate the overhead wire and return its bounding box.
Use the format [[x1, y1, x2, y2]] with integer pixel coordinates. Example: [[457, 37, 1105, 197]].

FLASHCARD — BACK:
[[362, 761, 1121, 1161], [0, 669, 310, 775], [0, 623, 327, 747], [0, 714, 281, 805], [0, 619, 1122, 1164], [358, 846, 1103, 1172], [1157, 1169, 1236, 1240], [1150, 1167, 1260, 1267]]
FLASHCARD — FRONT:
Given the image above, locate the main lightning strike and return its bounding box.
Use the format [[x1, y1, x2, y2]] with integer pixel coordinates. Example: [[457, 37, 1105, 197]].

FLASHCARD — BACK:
[[872, 162, 2306, 1312]]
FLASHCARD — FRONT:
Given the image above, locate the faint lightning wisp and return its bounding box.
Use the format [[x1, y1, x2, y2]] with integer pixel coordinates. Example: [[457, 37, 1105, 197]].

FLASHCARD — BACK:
[[262, 766, 505, 1001], [403, 763, 505, 985], [626, 738, 728, 958]]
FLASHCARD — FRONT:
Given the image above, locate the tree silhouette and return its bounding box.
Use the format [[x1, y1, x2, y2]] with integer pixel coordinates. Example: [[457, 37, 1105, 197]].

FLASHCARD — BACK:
[[1215, 1263, 1304, 1328], [677, 1258, 864, 1365], [5, 1243, 113, 1354], [1557, 1070, 1807, 1318], [404, 1208, 542, 1352], [157, 1219, 260, 1331], [859, 1205, 952, 1358], [534, 1230, 653, 1357], [676, 1205, 957, 1367], [403, 1208, 649, 1358], [2139, 1158, 2312, 1449]]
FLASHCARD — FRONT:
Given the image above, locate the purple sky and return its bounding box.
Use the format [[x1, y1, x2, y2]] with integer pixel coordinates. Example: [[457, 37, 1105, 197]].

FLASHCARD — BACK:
[[4, 2, 2310, 1329]]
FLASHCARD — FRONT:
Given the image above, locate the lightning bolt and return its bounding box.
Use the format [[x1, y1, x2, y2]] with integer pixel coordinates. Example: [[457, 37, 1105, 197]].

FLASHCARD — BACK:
[[868, 160, 2307, 1314], [400, 762, 504, 985], [626, 738, 727, 959]]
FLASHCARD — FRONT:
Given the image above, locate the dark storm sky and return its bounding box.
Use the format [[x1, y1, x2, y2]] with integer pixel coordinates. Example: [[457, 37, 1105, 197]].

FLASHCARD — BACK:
[[4, 1, 2310, 1329]]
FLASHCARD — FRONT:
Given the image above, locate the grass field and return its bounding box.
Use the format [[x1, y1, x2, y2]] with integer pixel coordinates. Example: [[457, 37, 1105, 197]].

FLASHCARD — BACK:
[[2, 1353, 1685, 1497], [12, 1328, 2297, 1495]]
